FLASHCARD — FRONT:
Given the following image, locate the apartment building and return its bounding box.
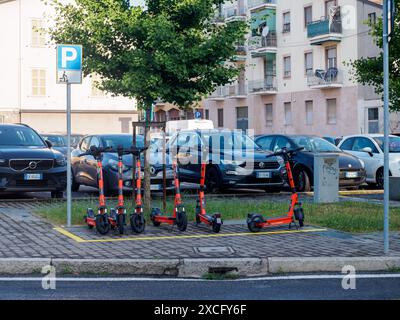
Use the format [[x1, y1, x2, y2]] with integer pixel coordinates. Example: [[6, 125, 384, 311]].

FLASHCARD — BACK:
[[0, 0, 138, 135], [204, 0, 386, 136]]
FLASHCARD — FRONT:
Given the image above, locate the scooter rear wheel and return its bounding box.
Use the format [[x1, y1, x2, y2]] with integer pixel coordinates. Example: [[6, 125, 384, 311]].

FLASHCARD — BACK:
[[212, 221, 221, 233], [131, 214, 146, 234], [247, 214, 263, 233], [117, 214, 125, 235], [176, 209, 188, 232], [150, 208, 162, 227], [95, 214, 110, 235]]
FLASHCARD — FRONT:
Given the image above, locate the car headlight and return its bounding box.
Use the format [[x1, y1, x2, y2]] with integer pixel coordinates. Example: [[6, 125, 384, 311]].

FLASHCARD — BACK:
[[221, 159, 246, 166], [55, 157, 66, 167], [359, 159, 365, 169], [108, 159, 130, 172]]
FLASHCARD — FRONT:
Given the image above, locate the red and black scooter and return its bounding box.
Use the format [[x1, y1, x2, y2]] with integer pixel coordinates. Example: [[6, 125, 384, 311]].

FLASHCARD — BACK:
[[150, 158, 188, 231], [247, 147, 305, 232], [82, 145, 113, 235], [130, 146, 146, 234], [108, 145, 127, 235], [195, 163, 222, 233]]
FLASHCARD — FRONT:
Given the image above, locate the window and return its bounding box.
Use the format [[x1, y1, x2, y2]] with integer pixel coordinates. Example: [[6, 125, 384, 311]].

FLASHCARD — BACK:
[[205, 109, 210, 120], [236, 107, 248, 131], [217, 108, 224, 127], [340, 138, 354, 151], [31, 19, 46, 47], [265, 104, 273, 127], [283, 56, 291, 78], [326, 46, 337, 69], [80, 137, 91, 151], [304, 51, 313, 75], [304, 6, 313, 27], [284, 102, 292, 126], [352, 137, 379, 153], [275, 136, 293, 151], [368, 107, 379, 133], [31, 69, 46, 96], [91, 74, 105, 97], [118, 117, 132, 133], [305, 100, 313, 125], [89, 136, 101, 148], [368, 12, 377, 25], [256, 136, 274, 151], [283, 12, 291, 33], [327, 98, 337, 124], [325, 0, 337, 18]]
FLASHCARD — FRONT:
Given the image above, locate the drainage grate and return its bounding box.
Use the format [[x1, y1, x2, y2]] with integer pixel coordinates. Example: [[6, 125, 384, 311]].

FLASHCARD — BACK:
[[193, 246, 235, 254]]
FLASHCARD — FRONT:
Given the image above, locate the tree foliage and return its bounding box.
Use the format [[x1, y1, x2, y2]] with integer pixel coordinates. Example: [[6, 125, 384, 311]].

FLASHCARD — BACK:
[[47, 0, 247, 108], [349, 2, 400, 111]]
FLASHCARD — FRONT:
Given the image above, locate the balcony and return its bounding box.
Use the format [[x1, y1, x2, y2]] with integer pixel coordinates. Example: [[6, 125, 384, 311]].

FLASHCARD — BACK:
[[248, 33, 277, 57], [307, 68, 343, 89], [248, 0, 277, 11], [248, 77, 277, 95], [226, 83, 248, 99], [307, 15, 342, 45], [233, 45, 247, 62], [224, 6, 247, 23], [209, 86, 228, 100]]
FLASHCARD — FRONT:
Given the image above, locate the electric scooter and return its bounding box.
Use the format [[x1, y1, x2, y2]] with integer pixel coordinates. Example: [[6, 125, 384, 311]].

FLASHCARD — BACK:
[[247, 147, 305, 232], [108, 145, 127, 235], [130, 146, 146, 234], [195, 163, 222, 233], [150, 158, 188, 231], [82, 145, 113, 235]]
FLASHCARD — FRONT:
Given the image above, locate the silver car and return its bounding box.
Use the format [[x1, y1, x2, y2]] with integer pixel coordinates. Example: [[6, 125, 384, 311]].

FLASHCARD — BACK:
[[338, 134, 400, 188]]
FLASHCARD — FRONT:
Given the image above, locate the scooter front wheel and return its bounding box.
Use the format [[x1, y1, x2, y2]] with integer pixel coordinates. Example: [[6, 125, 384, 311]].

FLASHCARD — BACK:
[[117, 214, 125, 235], [131, 214, 146, 234], [150, 208, 162, 227], [211, 214, 222, 233], [95, 214, 110, 235], [176, 208, 188, 232]]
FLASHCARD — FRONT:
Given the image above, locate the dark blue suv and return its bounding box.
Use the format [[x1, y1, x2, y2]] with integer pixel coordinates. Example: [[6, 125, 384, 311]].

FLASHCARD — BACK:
[[167, 129, 285, 192]]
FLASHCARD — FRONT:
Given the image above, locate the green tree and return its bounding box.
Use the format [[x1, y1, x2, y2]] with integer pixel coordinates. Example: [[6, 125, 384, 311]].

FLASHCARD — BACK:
[[47, 0, 247, 211], [349, 3, 400, 111]]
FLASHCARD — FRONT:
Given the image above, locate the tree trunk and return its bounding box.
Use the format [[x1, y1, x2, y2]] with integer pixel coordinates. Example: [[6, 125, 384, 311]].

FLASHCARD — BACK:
[[143, 105, 152, 214]]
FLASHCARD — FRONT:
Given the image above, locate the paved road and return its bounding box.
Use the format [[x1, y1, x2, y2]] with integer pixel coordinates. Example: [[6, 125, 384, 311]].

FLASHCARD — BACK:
[[0, 274, 399, 300]]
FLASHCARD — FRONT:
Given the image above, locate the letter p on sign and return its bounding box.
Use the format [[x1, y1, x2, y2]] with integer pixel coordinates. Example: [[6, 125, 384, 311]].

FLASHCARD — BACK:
[[56, 44, 83, 84]]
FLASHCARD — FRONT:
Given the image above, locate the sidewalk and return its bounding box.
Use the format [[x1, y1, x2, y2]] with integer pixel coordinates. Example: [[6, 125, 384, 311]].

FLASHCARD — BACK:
[[0, 202, 399, 277]]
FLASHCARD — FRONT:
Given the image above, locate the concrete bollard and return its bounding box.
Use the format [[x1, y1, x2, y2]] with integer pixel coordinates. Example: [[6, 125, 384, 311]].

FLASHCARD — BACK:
[[314, 153, 339, 203], [389, 176, 400, 201]]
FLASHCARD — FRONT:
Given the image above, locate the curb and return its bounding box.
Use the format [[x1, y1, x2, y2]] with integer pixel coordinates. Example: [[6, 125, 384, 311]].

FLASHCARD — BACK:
[[0, 257, 399, 277]]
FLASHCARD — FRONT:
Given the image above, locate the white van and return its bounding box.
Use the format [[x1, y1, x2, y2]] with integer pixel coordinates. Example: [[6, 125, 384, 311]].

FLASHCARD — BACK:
[[165, 119, 214, 135]]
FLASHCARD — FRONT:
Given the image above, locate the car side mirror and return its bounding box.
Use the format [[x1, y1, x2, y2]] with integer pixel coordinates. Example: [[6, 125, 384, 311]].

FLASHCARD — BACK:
[[45, 140, 53, 148], [362, 147, 373, 156]]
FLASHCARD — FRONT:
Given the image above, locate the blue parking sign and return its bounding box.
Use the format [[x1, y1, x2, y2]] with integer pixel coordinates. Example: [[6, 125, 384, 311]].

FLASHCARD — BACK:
[[56, 44, 83, 84]]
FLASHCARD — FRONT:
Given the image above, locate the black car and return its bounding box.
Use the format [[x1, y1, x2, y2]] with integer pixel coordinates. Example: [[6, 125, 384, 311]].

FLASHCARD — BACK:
[[71, 134, 174, 196], [254, 134, 366, 192], [0, 124, 67, 198], [166, 129, 286, 192]]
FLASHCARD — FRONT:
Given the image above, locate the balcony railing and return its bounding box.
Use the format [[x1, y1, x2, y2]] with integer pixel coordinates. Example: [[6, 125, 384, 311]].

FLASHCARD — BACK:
[[248, 76, 277, 94], [307, 68, 343, 88], [248, 0, 277, 10], [248, 33, 277, 51], [227, 83, 248, 97], [209, 86, 228, 99], [224, 5, 247, 20]]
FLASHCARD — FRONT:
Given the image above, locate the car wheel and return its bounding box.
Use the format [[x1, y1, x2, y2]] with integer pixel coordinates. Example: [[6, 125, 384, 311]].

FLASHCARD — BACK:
[[51, 191, 64, 199], [206, 167, 222, 193], [71, 174, 80, 192], [294, 168, 311, 192], [376, 168, 384, 189]]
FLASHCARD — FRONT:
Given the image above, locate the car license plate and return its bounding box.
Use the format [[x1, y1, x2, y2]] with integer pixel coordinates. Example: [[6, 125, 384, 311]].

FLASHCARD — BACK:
[[345, 172, 359, 178], [256, 172, 271, 179], [24, 173, 43, 180]]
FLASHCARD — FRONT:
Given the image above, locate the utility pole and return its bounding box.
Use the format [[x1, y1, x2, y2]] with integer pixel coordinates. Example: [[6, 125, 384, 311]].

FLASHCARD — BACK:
[[383, 0, 391, 254]]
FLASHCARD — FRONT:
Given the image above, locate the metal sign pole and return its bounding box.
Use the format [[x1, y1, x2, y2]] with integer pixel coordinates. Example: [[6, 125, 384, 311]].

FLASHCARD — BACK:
[[66, 82, 72, 227], [383, 0, 390, 254]]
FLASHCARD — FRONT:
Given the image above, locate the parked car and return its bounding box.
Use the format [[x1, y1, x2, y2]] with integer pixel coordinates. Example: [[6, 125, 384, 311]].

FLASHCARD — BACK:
[[0, 124, 67, 198], [71, 134, 174, 196], [166, 129, 286, 192], [41, 133, 84, 157], [338, 134, 400, 188], [254, 134, 366, 192]]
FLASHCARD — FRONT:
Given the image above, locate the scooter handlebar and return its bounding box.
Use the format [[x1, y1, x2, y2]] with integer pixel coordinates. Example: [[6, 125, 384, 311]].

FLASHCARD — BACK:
[[78, 146, 113, 157], [265, 147, 304, 158]]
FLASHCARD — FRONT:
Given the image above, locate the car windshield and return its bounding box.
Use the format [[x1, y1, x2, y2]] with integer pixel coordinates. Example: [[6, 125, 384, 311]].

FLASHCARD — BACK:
[[292, 136, 340, 152], [101, 135, 144, 149], [374, 136, 400, 153], [0, 126, 45, 147], [202, 131, 260, 151], [43, 135, 67, 147]]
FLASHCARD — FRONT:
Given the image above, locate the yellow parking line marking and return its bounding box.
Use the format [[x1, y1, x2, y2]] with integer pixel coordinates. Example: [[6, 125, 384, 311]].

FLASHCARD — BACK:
[[53, 227, 327, 243], [303, 190, 383, 196], [53, 227, 86, 243]]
